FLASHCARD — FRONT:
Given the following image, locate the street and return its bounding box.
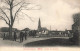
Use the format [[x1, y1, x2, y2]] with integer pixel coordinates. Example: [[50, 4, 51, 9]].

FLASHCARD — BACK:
[[24, 38, 75, 47], [0, 37, 75, 47]]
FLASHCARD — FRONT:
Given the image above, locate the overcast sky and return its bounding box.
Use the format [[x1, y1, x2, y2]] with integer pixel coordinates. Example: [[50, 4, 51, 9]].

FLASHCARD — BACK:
[[0, 0, 80, 30]]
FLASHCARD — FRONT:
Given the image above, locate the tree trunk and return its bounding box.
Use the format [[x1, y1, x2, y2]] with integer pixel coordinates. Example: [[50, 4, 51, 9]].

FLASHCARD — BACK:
[[9, 0, 13, 39], [9, 25, 12, 39]]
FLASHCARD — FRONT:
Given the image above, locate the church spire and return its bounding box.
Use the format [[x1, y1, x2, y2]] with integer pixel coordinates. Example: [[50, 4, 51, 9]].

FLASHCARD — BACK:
[[38, 18, 41, 30]]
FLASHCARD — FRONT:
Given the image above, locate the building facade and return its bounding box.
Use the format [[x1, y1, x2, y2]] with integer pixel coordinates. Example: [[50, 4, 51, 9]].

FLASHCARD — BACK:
[[72, 13, 80, 45]]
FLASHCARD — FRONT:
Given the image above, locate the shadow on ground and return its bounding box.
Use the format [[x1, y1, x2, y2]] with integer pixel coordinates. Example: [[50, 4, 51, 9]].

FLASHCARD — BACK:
[[24, 38, 76, 47]]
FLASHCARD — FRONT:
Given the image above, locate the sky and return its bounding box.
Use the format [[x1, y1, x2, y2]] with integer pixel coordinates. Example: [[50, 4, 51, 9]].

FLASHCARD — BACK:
[[0, 0, 80, 30]]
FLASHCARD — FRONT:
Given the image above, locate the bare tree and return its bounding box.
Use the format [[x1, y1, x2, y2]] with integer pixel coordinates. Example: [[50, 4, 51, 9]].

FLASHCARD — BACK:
[[0, 0, 40, 39]]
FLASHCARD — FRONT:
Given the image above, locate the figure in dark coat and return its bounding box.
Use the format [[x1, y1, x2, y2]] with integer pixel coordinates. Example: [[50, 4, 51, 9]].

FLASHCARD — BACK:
[[33, 30, 36, 37], [20, 31, 24, 43], [22, 32, 24, 42], [14, 31, 17, 41], [24, 31, 27, 40], [3, 33, 5, 40]]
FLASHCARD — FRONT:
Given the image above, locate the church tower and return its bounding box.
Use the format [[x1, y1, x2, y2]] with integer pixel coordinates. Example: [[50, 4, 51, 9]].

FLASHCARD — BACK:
[[38, 18, 42, 31]]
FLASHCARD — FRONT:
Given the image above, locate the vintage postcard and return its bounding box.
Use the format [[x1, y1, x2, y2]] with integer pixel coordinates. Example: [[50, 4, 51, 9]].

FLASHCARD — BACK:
[[0, 0, 80, 51]]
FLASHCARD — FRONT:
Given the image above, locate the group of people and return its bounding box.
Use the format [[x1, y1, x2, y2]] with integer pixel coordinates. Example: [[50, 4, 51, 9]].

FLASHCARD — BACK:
[[3, 30, 37, 43], [13, 31, 28, 43], [20, 31, 28, 43]]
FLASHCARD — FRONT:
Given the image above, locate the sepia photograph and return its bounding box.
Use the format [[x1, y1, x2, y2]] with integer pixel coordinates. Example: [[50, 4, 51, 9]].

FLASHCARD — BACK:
[[0, 0, 80, 51]]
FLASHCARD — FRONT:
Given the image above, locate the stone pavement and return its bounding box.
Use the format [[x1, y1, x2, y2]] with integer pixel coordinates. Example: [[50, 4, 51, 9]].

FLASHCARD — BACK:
[[0, 37, 69, 47]]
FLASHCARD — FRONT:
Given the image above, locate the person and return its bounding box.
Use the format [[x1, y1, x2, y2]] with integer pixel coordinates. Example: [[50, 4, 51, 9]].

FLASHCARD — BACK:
[[20, 31, 24, 43], [33, 30, 36, 37], [3, 33, 5, 40], [24, 31, 27, 40], [34, 30, 36, 36], [22, 32, 24, 42], [14, 31, 17, 41]]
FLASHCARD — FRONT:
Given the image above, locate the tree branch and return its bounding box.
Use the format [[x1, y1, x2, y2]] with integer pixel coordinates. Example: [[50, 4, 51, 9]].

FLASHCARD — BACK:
[[5, 0, 11, 5], [22, 5, 41, 10], [14, 2, 40, 21], [0, 8, 10, 22], [13, 1, 23, 7], [13, 2, 25, 21], [29, 5, 41, 10], [21, 12, 34, 22], [0, 16, 9, 25]]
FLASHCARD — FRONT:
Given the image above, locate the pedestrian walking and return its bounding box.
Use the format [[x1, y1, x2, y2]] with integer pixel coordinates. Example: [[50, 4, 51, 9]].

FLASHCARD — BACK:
[[3, 33, 5, 40], [20, 31, 24, 43], [33, 30, 36, 37], [22, 32, 24, 42], [20, 31, 22, 43], [14, 31, 17, 41], [24, 31, 27, 40]]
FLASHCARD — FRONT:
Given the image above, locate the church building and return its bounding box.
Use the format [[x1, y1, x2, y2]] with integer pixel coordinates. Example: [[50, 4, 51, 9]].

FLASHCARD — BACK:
[[37, 18, 49, 35]]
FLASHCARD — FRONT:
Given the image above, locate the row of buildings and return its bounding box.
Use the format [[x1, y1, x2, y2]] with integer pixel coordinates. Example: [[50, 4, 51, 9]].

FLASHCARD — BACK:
[[35, 18, 73, 37], [0, 18, 73, 38]]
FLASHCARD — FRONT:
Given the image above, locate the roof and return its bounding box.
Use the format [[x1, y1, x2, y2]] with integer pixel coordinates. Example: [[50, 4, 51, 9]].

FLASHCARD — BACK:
[[0, 27, 18, 32], [41, 27, 48, 31], [22, 28, 30, 31]]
